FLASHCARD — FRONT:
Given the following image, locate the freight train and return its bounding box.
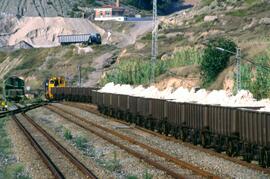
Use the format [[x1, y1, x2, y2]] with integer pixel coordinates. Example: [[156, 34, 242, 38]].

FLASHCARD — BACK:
[[3, 76, 25, 102], [50, 87, 270, 168]]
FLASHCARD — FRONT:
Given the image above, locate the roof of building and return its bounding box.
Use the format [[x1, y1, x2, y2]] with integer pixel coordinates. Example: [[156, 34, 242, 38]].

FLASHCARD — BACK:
[[58, 34, 92, 43], [94, 6, 125, 11]]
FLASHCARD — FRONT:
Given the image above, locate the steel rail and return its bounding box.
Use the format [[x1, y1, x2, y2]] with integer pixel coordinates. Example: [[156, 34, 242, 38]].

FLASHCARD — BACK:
[[45, 106, 185, 179], [47, 105, 219, 179], [65, 102, 270, 175], [12, 115, 65, 179], [21, 113, 98, 179], [0, 102, 47, 118]]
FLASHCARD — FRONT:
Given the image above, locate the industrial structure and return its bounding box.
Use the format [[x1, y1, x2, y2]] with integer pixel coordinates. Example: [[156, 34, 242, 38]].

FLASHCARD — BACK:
[[94, 0, 125, 21], [151, 0, 158, 83], [58, 33, 101, 45], [3, 76, 25, 102]]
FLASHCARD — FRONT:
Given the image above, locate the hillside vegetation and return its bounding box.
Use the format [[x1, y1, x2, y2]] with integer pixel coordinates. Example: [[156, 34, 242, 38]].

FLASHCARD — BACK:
[[102, 0, 270, 98], [0, 44, 116, 90], [0, 0, 270, 99]]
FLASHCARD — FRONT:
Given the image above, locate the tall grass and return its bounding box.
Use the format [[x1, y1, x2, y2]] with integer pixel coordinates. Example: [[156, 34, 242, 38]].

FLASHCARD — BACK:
[[168, 47, 202, 67], [240, 54, 270, 99], [102, 47, 202, 85]]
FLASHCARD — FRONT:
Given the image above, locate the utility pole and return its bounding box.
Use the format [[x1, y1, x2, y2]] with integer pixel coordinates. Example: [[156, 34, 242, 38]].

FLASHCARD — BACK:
[[216, 47, 242, 92], [151, 0, 158, 83], [236, 48, 241, 92], [116, 0, 120, 7], [77, 64, 81, 87]]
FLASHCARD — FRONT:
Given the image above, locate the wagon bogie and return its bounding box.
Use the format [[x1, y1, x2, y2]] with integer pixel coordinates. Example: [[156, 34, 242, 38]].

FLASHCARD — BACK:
[[48, 86, 270, 168]]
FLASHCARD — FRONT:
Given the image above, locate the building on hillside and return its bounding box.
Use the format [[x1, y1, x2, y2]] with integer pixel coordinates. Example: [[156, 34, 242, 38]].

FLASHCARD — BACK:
[[94, 0, 125, 21], [13, 40, 33, 49]]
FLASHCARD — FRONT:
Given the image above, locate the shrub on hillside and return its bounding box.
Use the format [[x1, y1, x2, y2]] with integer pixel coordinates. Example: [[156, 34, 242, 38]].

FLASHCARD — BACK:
[[241, 54, 270, 99], [101, 48, 202, 85], [200, 37, 237, 87]]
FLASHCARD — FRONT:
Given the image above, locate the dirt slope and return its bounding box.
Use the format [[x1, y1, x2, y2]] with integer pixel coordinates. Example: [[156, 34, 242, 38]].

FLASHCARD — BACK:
[[8, 17, 106, 48]]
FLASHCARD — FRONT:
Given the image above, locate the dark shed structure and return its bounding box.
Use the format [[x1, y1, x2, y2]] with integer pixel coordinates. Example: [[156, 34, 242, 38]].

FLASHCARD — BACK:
[[58, 33, 101, 45]]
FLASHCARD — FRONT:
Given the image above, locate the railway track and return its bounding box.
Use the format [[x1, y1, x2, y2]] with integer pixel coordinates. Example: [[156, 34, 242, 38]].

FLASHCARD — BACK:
[[63, 101, 270, 175], [45, 104, 219, 179], [0, 102, 47, 118], [12, 113, 98, 179]]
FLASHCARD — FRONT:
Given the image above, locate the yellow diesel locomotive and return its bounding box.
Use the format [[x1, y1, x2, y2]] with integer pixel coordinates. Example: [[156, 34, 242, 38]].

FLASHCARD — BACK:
[[45, 77, 66, 99]]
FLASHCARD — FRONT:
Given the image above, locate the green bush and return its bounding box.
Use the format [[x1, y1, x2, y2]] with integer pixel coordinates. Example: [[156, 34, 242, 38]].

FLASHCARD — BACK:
[[227, 9, 248, 17], [101, 59, 165, 85], [75, 136, 88, 150], [102, 48, 202, 85], [0, 164, 30, 179], [63, 129, 73, 140], [201, 0, 215, 6], [241, 55, 270, 99], [200, 37, 237, 87], [143, 170, 153, 179], [105, 151, 121, 172], [168, 47, 202, 67]]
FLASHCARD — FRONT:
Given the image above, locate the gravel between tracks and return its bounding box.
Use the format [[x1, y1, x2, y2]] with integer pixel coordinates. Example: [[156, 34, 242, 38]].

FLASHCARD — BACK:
[[50, 107, 199, 178], [56, 103, 270, 179], [16, 114, 85, 179], [28, 107, 171, 178], [6, 117, 54, 179], [27, 109, 110, 179]]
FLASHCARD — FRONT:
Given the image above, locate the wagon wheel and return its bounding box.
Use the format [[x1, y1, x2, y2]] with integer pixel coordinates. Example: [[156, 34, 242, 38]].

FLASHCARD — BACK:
[[226, 140, 233, 157], [214, 136, 222, 153], [193, 131, 198, 145], [150, 120, 156, 131], [161, 121, 167, 135], [145, 119, 151, 130], [175, 127, 181, 139], [259, 148, 266, 167], [180, 128, 186, 142], [265, 150, 270, 168], [201, 133, 207, 148], [243, 144, 252, 163]]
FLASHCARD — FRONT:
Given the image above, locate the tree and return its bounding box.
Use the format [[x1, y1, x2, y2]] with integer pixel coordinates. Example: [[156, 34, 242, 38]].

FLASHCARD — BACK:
[[200, 37, 237, 86]]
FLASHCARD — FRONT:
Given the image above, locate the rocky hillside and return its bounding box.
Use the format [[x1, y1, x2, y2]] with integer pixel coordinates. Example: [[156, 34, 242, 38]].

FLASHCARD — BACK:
[[103, 0, 270, 94], [1, 0, 270, 97], [7, 17, 105, 48], [0, 0, 189, 17]]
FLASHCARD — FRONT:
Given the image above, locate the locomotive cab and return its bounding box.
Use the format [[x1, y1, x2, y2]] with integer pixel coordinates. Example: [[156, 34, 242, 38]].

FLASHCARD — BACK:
[[45, 77, 66, 99]]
